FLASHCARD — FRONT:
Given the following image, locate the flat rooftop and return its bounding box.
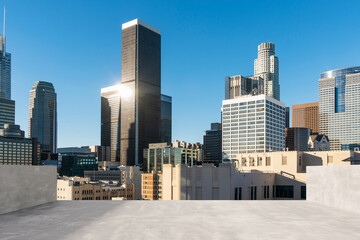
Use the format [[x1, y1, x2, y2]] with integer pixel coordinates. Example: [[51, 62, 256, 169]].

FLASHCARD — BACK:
[[1, 201, 360, 240]]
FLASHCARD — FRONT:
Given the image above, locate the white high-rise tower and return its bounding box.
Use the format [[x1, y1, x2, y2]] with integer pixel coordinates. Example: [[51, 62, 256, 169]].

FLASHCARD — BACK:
[[254, 43, 280, 100]]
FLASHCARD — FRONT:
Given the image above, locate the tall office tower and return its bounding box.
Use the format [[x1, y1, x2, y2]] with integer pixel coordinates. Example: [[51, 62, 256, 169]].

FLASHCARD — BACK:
[[28, 81, 57, 153], [0, 98, 14, 128], [222, 95, 285, 162], [285, 127, 310, 151], [225, 75, 264, 99], [120, 19, 161, 166], [292, 102, 319, 134], [254, 43, 280, 100], [160, 94, 172, 144], [319, 66, 360, 150], [101, 85, 121, 162], [285, 107, 290, 128], [0, 8, 10, 100], [203, 123, 222, 165]]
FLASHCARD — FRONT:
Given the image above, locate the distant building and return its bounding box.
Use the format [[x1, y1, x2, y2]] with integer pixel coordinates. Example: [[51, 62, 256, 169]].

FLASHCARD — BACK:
[[120, 19, 161, 166], [142, 172, 163, 200], [57, 176, 134, 200], [203, 123, 222, 165], [285, 107, 290, 128], [319, 67, 360, 150], [101, 85, 121, 162], [82, 145, 111, 162], [254, 43, 280, 100], [60, 155, 98, 177], [0, 98, 14, 128], [28, 81, 57, 153], [225, 75, 264, 99], [0, 124, 40, 165], [143, 141, 203, 173], [84, 170, 123, 182], [285, 127, 310, 151], [0, 21, 11, 100], [160, 94, 172, 144], [236, 150, 360, 183], [292, 102, 319, 134], [222, 94, 285, 161], [162, 163, 303, 200], [308, 134, 330, 151]]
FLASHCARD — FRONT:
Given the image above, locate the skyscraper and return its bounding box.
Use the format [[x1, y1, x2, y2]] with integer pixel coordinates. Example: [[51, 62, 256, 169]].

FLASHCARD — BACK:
[[120, 19, 161, 166], [292, 102, 319, 134], [101, 84, 121, 162], [160, 94, 172, 144], [319, 66, 360, 150], [203, 123, 222, 165], [222, 95, 285, 161], [28, 81, 57, 153], [225, 75, 264, 99], [0, 7, 10, 100], [254, 43, 280, 100]]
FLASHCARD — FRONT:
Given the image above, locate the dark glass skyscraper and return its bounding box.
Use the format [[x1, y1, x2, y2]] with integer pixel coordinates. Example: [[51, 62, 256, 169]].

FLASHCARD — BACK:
[[203, 123, 222, 165], [101, 85, 121, 162], [120, 19, 161, 166], [28, 81, 57, 153], [161, 94, 172, 144]]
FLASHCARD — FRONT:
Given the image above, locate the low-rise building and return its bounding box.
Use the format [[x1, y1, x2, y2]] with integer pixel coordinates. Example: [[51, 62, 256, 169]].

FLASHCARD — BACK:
[[57, 177, 134, 200], [162, 163, 304, 200], [235, 150, 359, 182], [143, 140, 203, 173], [308, 134, 330, 151], [0, 124, 40, 166], [142, 172, 163, 200], [60, 155, 98, 177]]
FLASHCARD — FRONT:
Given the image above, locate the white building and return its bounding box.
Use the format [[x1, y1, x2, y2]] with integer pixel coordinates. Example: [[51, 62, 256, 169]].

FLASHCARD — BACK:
[[254, 43, 280, 100], [222, 94, 285, 161], [308, 134, 330, 151]]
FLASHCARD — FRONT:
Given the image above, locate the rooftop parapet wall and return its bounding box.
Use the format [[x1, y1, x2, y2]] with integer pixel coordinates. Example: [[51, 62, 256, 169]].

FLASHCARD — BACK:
[[307, 165, 360, 213], [0, 165, 57, 214]]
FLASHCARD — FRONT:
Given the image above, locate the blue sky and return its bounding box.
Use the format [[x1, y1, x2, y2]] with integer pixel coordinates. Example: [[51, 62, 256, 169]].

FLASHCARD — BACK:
[[6, 0, 360, 147]]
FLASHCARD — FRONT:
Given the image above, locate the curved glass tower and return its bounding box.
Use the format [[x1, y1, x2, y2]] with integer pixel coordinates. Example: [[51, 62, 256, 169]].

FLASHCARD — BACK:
[[319, 66, 360, 150], [28, 81, 57, 153]]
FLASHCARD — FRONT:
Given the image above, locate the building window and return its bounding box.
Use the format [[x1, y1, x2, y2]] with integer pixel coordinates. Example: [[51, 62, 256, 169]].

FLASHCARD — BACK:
[[266, 157, 271, 166], [282, 156, 287, 165], [301, 186, 306, 199], [275, 185, 294, 198], [327, 156, 333, 164]]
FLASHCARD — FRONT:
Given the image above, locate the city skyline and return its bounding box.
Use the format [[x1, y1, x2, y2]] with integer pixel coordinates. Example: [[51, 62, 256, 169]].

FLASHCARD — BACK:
[[4, 0, 360, 147]]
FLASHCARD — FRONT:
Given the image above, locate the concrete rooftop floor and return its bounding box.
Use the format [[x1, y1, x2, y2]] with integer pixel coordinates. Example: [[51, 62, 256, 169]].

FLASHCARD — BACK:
[[0, 201, 360, 240]]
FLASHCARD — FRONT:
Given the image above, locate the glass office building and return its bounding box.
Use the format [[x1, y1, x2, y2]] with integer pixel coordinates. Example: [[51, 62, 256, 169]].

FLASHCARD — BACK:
[[0, 32, 11, 100], [222, 95, 285, 161], [203, 123, 222, 165], [0, 98, 14, 128], [101, 85, 121, 162], [120, 19, 161, 166], [28, 81, 57, 153], [160, 94, 172, 144], [319, 66, 360, 150]]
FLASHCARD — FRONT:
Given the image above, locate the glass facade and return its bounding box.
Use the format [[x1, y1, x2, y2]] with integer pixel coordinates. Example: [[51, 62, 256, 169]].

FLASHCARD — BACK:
[[60, 155, 98, 177], [120, 20, 161, 166], [101, 85, 121, 162], [28, 81, 57, 153], [161, 94, 172, 144], [319, 66, 360, 150], [0, 98, 14, 128], [203, 123, 222, 165], [222, 95, 285, 161], [0, 50, 11, 100], [143, 146, 202, 173]]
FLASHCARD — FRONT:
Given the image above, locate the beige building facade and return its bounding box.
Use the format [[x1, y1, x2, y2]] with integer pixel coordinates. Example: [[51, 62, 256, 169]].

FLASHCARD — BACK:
[[292, 102, 319, 134], [57, 177, 134, 200], [142, 172, 163, 200]]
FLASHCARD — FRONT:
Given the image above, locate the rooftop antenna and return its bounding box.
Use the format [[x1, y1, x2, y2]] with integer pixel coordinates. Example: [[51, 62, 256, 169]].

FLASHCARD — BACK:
[[2, 5, 5, 57]]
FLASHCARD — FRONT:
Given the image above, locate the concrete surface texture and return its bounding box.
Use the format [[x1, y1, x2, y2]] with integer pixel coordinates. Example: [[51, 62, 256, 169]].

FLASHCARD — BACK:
[[0, 165, 57, 214], [307, 165, 360, 214], [1, 201, 360, 240]]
